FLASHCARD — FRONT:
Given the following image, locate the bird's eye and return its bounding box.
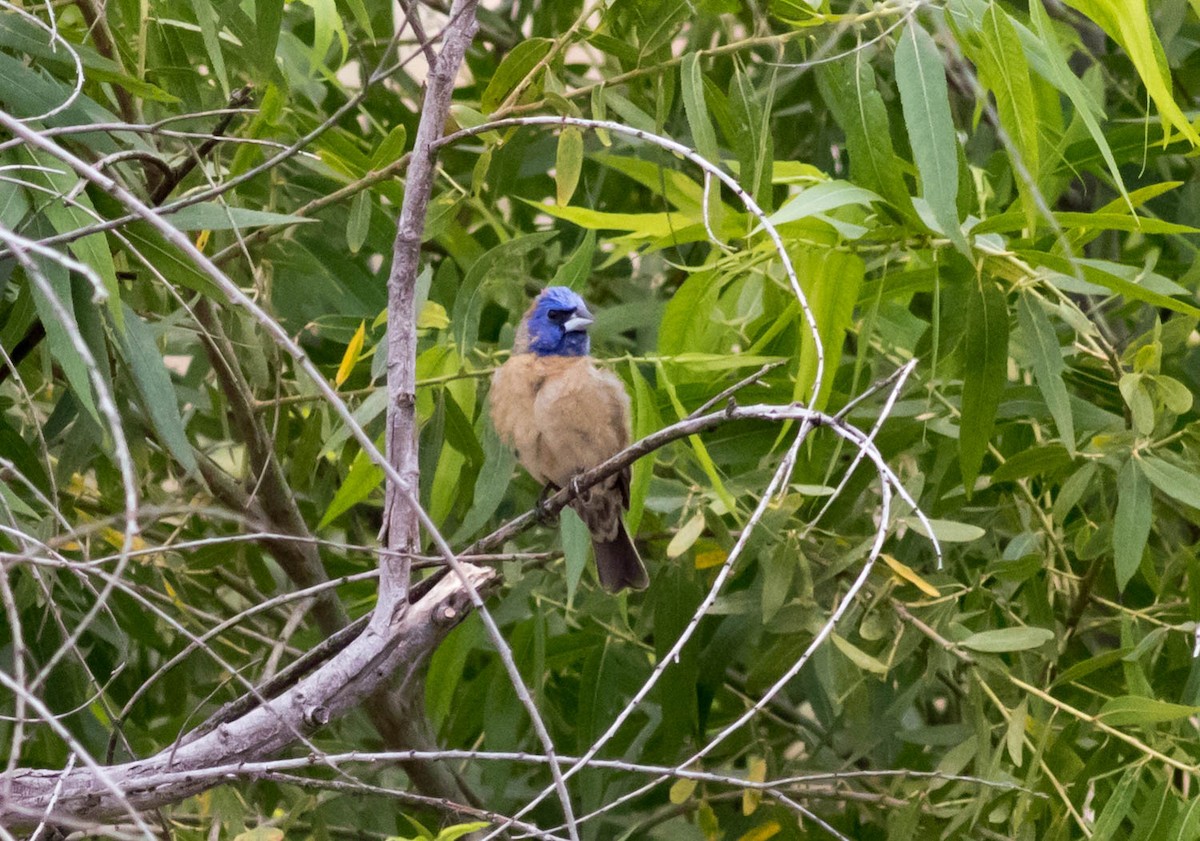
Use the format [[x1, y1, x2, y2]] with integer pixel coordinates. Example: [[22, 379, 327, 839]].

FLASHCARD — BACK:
[[547, 308, 571, 324]]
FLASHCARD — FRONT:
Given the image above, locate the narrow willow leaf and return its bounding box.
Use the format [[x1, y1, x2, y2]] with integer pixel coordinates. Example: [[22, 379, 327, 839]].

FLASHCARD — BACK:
[[881, 553, 940, 596], [120, 307, 197, 473], [681, 53, 720, 164], [167, 204, 318, 231], [337, 0, 375, 38], [959, 626, 1054, 652], [368, 124, 407, 170], [346, 191, 371, 253], [193, 2, 230, 99], [669, 777, 698, 804], [1027, 250, 1200, 319], [318, 449, 382, 528], [815, 56, 913, 217], [831, 632, 889, 675], [625, 359, 658, 534], [1006, 697, 1027, 766], [1114, 458, 1151, 591], [481, 38, 554, 112], [1118, 373, 1155, 436], [1065, 0, 1199, 147], [895, 22, 969, 255], [551, 230, 595, 290], [905, 517, 986, 544], [436, 822, 490, 841], [1098, 695, 1200, 725], [1054, 462, 1097, 523], [450, 423, 516, 544], [335, 320, 366, 386], [28, 254, 100, 426], [555, 127, 584, 206], [742, 757, 767, 815], [1028, 0, 1133, 211], [1140, 456, 1200, 509], [668, 511, 706, 558], [1091, 766, 1140, 840], [960, 279, 1009, 492], [1017, 292, 1075, 453], [975, 4, 1040, 220], [561, 507, 590, 606], [792, 248, 865, 411], [762, 181, 880, 228]]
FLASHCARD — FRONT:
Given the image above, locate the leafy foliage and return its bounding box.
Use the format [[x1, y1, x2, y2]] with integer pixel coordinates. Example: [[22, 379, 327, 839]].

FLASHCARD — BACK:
[[4, 0, 1200, 838]]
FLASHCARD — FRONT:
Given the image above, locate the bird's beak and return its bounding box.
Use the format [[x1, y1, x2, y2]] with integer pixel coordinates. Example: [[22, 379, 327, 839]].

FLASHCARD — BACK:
[[563, 305, 593, 333]]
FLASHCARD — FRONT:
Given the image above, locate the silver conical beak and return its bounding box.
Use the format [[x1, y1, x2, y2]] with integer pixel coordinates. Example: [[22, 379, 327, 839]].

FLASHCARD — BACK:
[[563, 305, 593, 333]]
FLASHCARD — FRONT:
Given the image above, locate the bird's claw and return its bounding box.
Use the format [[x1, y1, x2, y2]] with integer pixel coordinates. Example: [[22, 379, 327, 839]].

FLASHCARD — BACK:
[[569, 475, 590, 504], [536, 484, 560, 526]]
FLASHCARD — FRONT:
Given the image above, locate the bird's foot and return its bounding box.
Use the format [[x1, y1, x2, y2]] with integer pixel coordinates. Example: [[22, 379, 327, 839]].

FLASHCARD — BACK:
[[569, 474, 591, 504], [536, 484, 560, 526]]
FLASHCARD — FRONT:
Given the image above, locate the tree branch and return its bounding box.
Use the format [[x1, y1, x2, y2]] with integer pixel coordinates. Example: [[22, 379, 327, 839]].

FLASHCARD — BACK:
[[0, 566, 496, 829], [383, 0, 480, 599]]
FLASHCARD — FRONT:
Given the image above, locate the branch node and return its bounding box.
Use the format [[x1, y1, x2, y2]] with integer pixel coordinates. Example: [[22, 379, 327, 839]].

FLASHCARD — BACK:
[[303, 705, 331, 727]]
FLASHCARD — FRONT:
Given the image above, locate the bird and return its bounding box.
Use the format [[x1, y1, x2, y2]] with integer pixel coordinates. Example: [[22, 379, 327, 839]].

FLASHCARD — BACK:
[[489, 286, 649, 592]]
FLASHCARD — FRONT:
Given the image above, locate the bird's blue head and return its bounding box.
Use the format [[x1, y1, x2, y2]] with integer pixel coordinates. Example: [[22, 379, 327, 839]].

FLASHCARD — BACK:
[[519, 286, 594, 357]]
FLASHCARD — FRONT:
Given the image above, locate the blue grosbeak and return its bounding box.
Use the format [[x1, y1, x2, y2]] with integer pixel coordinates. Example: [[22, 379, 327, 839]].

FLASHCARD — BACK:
[[490, 287, 648, 592]]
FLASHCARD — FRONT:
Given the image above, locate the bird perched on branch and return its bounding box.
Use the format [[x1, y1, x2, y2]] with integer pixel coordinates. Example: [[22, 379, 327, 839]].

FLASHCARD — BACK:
[[489, 286, 649, 592]]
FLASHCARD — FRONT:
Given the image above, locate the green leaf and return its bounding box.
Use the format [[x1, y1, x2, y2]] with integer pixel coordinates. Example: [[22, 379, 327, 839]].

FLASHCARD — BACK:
[[425, 615, 482, 731], [434, 823, 490, 841], [451, 423, 516, 544], [24, 149, 122, 325], [1098, 695, 1200, 726], [681, 53, 720, 165], [555, 128, 584, 206], [346, 190, 371, 253], [670, 352, 787, 372], [831, 632, 889, 675], [26, 251, 100, 426], [991, 444, 1074, 484], [1091, 766, 1140, 840], [792, 248, 864, 411], [319, 448, 383, 528], [1064, 0, 1199, 147], [481, 37, 553, 113], [625, 360, 659, 535], [119, 306, 197, 473], [959, 279, 1009, 492], [193, 2, 230, 99], [656, 361, 737, 516], [1017, 292, 1075, 453], [1028, 0, 1133, 211], [895, 21, 969, 255], [972, 4, 1040, 221], [254, 0, 285, 77], [522, 200, 692, 238], [550, 230, 595, 291], [335, 0, 375, 38], [815, 54, 915, 218], [1139, 456, 1200, 510], [761, 181, 880, 229], [959, 626, 1054, 652], [667, 511, 706, 559], [1119, 373, 1155, 436], [369, 124, 408, 170], [561, 506, 590, 602], [166, 204, 318, 231], [1114, 458, 1151, 591], [904, 518, 986, 543]]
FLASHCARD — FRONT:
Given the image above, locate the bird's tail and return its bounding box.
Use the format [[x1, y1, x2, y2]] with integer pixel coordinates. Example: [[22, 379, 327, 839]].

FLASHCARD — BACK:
[[593, 520, 648, 593]]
